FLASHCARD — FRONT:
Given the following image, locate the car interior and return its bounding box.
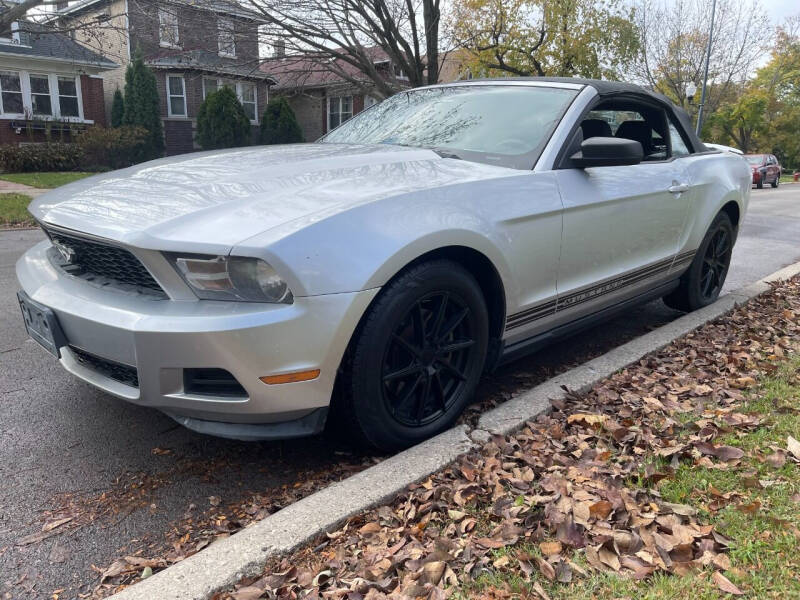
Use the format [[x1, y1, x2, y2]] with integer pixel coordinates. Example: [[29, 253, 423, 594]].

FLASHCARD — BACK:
[[558, 96, 697, 169], [581, 103, 669, 161]]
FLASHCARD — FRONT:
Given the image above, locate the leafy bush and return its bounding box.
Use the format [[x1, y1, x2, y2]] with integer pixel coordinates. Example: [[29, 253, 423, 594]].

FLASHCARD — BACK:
[[122, 52, 164, 161], [0, 143, 82, 172], [260, 96, 303, 144], [77, 126, 150, 170], [0, 126, 151, 173], [196, 86, 253, 150], [111, 89, 125, 128]]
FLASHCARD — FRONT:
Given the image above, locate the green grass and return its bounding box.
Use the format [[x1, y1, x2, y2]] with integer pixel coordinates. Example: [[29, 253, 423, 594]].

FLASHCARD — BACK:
[[0, 193, 33, 227], [0, 171, 94, 189], [780, 174, 796, 183], [461, 357, 800, 600]]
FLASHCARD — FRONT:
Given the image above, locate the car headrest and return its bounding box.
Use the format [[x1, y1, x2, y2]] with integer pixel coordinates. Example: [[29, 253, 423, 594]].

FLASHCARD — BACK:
[[580, 118, 613, 140], [615, 120, 653, 153]]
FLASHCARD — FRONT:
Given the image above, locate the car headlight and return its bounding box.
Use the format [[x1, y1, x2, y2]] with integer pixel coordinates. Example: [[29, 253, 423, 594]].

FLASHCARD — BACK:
[[166, 254, 293, 303]]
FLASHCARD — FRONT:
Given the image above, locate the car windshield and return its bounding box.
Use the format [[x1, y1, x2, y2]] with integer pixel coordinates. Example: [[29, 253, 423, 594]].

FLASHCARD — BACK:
[[321, 84, 580, 169], [745, 155, 765, 165]]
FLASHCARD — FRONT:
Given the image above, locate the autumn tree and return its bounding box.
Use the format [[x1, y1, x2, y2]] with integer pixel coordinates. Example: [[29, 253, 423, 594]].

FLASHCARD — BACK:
[[448, 0, 639, 79], [631, 0, 771, 111], [708, 17, 800, 165]]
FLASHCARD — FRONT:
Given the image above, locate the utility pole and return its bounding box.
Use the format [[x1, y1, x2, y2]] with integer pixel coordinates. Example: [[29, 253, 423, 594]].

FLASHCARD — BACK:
[[696, 0, 717, 135]]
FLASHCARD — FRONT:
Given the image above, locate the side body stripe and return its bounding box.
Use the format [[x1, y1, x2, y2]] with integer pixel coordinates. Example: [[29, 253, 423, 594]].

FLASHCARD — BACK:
[[505, 250, 696, 332]]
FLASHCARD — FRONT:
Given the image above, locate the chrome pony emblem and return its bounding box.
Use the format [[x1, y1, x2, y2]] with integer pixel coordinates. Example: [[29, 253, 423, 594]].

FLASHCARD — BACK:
[[53, 239, 76, 263]]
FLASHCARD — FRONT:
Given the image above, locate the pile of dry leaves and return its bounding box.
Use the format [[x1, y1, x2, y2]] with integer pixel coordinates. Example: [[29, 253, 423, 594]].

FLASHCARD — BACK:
[[216, 278, 800, 600]]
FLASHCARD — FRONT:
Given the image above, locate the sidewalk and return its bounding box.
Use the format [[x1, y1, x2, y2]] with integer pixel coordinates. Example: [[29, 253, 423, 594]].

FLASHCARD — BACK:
[[0, 179, 48, 198]]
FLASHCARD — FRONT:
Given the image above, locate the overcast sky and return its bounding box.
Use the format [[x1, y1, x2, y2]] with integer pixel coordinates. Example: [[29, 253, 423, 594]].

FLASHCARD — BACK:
[[763, 0, 799, 23]]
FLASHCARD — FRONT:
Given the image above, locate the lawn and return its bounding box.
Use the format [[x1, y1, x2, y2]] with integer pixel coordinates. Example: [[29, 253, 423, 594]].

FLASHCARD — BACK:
[[468, 357, 800, 600], [0, 171, 94, 189], [0, 193, 33, 227], [780, 174, 796, 184]]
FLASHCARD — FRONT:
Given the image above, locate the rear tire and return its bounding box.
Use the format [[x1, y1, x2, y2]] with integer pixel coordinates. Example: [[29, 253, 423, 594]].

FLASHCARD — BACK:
[[341, 260, 488, 452], [663, 212, 734, 312]]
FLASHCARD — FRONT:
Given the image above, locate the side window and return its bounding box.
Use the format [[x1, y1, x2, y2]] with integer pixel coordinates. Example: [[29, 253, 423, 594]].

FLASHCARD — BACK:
[[582, 107, 667, 161], [668, 121, 691, 157]]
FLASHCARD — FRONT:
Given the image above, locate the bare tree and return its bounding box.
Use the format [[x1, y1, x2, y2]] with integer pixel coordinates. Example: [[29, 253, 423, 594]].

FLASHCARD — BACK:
[[631, 0, 771, 111], [244, 0, 442, 98]]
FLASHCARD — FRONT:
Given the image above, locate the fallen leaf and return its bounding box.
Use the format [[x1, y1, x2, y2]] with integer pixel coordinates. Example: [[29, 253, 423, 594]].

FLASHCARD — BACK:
[[712, 571, 744, 595], [539, 541, 562, 556], [535, 556, 556, 581], [788, 436, 800, 459], [589, 500, 613, 520], [567, 413, 607, 426]]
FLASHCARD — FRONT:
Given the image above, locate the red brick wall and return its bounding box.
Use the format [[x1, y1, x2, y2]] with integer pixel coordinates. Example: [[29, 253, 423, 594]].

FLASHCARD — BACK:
[[81, 75, 107, 127], [163, 119, 194, 155]]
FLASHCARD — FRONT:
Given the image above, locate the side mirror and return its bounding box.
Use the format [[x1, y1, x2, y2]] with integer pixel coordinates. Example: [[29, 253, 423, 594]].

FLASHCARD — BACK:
[[570, 137, 644, 168]]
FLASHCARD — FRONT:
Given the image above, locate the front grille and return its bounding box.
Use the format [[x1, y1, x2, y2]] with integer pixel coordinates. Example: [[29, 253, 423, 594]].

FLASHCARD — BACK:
[[45, 228, 166, 297], [184, 368, 247, 398], [70, 346, 139, 388]]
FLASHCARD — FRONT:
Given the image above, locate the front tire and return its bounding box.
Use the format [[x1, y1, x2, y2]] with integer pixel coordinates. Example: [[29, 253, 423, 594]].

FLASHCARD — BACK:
[[771, 175, 779, 188], [663, 212, 734, 312], [342, 260, 488, 452]]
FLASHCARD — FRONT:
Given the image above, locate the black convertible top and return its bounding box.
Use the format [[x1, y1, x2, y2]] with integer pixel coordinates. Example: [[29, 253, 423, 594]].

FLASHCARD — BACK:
[[458, 77, 707, 154]]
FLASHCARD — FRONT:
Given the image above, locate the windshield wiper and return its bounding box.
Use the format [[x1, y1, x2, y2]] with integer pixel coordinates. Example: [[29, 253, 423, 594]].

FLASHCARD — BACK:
[[431, 148, 463, 160]]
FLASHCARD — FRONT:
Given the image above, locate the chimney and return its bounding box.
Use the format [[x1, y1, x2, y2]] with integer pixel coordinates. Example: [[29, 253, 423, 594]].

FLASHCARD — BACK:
[[273, 40, 286, 58]]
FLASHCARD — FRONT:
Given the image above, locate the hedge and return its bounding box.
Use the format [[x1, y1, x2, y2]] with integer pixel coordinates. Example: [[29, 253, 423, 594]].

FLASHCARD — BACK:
[[0, 126, 151, 173]]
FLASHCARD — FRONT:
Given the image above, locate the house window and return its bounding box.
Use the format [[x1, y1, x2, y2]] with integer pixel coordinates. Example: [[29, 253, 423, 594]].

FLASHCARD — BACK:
[[393, 64, 408, 80], [327, 95, 352, 130], [0, 71, 23, 114], [158, 7, 180, 48], [57, 76, 80, 117], [217, 17, 235, 57], [167, 75, 186, 117], [202, 77, 258, 123], [238, 82, 256, 121], [29, 74, 53, 116], [202, 77, 218, 98]]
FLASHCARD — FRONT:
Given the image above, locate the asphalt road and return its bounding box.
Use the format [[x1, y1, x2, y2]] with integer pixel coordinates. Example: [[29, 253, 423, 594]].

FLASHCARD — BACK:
[[1, 185, 799, 599]]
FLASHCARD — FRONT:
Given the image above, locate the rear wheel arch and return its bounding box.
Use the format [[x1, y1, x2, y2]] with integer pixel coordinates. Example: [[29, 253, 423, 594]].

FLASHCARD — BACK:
[[720, 200, 740, 229]]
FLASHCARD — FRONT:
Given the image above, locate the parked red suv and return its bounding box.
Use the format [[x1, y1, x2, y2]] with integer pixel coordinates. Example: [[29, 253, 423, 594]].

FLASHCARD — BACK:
[[745, 154, 782, 188]]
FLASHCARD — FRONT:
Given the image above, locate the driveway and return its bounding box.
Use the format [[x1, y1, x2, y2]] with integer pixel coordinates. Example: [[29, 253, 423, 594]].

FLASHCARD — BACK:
[[1, 185, 799, 599]]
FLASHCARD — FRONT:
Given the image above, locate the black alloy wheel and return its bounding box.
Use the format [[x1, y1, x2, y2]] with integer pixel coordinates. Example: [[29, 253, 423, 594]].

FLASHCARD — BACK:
[[663, 211, 735, 312], [341, 259, 488, 451], [382, 292, 475, 427], [699, 226, 732, 302]]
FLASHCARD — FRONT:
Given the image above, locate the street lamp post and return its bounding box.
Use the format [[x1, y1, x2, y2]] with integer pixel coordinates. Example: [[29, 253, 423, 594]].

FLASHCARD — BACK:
[[696, 0, 717, 136]]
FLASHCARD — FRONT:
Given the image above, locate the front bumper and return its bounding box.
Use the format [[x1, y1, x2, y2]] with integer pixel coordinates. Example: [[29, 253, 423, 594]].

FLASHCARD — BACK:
[[16, 240, 378, 427]]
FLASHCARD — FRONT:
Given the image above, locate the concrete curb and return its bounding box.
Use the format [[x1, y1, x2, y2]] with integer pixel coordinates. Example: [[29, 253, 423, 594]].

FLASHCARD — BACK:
[[109, 260, 800, 600]]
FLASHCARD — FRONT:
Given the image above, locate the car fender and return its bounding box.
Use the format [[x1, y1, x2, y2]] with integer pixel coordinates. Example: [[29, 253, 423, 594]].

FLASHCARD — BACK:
[[231, 176, 528, 300], [679, 153, 750, 252]]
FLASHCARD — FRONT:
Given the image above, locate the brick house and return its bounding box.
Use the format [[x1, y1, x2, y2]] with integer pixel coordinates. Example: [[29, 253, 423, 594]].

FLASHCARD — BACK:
[[0, 17, 114, 146], [259, 47, 410, 142], [56, 0, 274, 155]]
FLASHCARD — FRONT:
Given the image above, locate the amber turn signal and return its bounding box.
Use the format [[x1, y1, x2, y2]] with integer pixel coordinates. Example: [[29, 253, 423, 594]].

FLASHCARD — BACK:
[[260, 369, 321, 385]]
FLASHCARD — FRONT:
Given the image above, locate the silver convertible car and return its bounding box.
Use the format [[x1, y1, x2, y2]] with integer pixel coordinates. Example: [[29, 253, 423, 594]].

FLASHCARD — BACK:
[[17, 78, 750, 450]]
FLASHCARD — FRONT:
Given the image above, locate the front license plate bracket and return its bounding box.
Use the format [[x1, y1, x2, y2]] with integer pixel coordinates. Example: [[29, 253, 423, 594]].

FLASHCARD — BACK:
[[17, 291, 67, 358]]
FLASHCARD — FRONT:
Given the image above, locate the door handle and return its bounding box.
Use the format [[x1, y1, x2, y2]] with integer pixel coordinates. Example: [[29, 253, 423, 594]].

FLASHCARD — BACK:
[[668, 183, 690, 194]]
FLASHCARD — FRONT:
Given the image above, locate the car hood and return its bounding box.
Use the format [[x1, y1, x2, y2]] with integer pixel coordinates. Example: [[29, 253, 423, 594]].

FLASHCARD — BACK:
[[30, 143, 516, 254]]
